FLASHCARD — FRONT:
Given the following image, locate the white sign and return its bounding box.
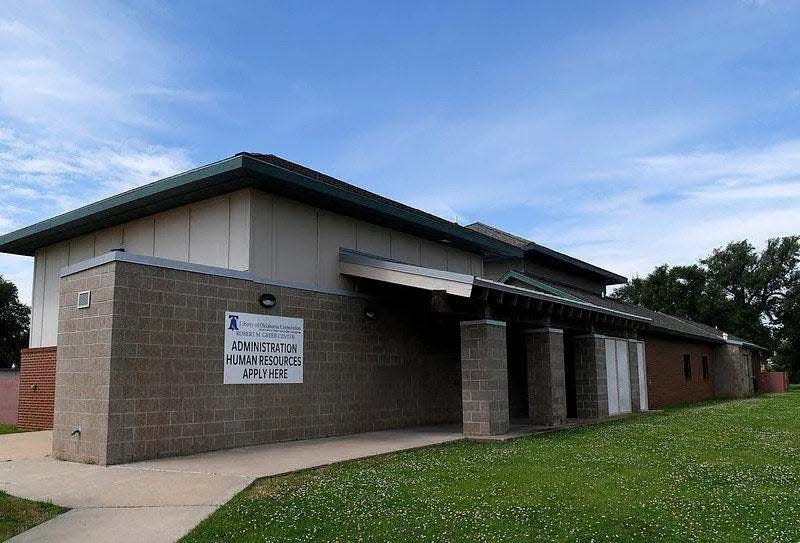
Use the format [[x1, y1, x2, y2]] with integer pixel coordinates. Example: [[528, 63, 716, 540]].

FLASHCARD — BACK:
[[224, 311, 304, 384]]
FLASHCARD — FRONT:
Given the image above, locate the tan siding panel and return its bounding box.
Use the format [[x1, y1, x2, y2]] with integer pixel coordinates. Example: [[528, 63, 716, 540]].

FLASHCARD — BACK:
[[154, 208, 189, 261], [249, 192, 273, 278], [318, 212, 357, 290], [41, 243, 68, 347], [68, 235, 94, 265], [29, 250, 46, 347], [356, 223, 391, 258], [274, 200, 317, 285], [420, 241, 448, 270], [228, 190, 250, 270], [123, 218, 155, 256], [94, 226, 123, 255], [189, 197, 229, 268], [390, 233, 421, 265], [446, 249, 472, 274]]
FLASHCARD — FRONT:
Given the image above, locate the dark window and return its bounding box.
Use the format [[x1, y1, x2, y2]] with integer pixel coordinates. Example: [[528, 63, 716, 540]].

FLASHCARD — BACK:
[[702, 355, 709, 380], [683, 354, 692, 380]]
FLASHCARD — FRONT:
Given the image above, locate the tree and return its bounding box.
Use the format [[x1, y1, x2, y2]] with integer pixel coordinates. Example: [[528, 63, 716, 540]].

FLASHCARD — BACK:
[[611, 237, 800, 378], [612, 264, 710, 321], [773, 282, 800, 382], [0, 276, 29, 369]]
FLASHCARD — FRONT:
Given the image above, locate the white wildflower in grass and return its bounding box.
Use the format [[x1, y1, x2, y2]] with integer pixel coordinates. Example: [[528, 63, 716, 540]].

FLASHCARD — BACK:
[[181, 387, 800, 542]]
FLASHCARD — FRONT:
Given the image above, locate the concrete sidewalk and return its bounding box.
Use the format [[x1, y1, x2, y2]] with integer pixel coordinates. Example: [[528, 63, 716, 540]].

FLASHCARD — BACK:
[[2, 426, 462, 543]]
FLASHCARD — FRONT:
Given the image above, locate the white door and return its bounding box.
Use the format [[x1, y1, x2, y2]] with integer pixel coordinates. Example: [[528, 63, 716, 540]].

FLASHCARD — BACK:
[[616, 339, 632, 413], [605, 338, 619, 415], [636, 342, 648, 411], [605, 337, 634, 416]]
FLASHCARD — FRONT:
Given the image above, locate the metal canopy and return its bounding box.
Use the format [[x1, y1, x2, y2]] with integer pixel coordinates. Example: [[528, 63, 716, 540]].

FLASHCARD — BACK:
[[338, 248, 652, 326]]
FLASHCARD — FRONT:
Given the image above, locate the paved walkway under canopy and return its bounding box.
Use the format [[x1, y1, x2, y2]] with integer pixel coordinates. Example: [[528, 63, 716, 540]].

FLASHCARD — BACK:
[[1, 425, 462, 543]]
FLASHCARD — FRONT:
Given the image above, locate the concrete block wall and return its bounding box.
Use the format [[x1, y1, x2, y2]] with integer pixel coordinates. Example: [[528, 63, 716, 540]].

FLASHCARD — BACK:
[[52, 263, 115, 463], [573, 334, 608, 419], [460, 320, 509, 436], [525, 328, 567, 426], [18, 347, 58, 430], [714, 343, 753, 399], [53, 260, 461, 465]]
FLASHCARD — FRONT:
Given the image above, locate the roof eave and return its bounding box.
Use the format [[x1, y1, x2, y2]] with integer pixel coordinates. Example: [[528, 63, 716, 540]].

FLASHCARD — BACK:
[[242, 155, 522, 259], [0, 154, 523, 259], [523, 242, 627, 285], [0, 156, 247, 256]]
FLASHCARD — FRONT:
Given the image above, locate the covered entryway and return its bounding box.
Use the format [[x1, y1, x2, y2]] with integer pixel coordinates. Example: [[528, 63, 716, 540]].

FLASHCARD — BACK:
[[339, 249, 653, 438]]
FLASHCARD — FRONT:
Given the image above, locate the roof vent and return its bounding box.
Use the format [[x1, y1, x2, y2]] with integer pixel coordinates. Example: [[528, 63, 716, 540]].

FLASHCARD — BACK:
[[77, 291, 91, 309]]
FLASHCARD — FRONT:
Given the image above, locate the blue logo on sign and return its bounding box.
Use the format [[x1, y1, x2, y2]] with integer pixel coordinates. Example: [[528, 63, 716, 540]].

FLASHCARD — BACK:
[[228, 315, 240, 331]]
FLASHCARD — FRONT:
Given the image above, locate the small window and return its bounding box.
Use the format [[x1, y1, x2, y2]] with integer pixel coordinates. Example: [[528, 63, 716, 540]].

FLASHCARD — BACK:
[[701, 355, 709, 380], [683, 354, 692, 380]]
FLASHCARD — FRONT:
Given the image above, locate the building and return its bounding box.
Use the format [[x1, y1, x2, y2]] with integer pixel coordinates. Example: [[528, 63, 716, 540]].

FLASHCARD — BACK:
[[0, 153, 764, 465]]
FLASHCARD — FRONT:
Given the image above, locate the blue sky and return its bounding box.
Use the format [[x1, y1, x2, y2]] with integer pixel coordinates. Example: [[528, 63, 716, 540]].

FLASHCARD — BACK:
[[2, 0, 800, 303]]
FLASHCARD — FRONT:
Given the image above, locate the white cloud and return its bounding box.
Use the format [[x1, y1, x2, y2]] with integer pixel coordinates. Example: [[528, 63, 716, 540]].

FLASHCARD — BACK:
[[527, 141, 800, 280], [0, 3, 200, 304], [334, 111, 800, 284]]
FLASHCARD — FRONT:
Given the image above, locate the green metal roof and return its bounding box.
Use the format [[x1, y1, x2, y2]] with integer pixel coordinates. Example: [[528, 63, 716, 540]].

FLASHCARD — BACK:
[[0, 153, 522, 259], [465, 222, 627, 285], [498, 269, 585, 302]]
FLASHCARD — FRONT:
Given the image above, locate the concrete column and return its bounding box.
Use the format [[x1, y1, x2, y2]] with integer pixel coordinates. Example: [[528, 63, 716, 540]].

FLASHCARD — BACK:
[[714, 343, 751, 398], [573, 334, 609, 419], [526, 328, 567, 426], [460, 319, 509, 437], [627, 340, 641, 413]]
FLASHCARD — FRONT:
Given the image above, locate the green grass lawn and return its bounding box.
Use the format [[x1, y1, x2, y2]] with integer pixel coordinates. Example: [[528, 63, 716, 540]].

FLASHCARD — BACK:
[[0, 425, 21, 436], [0, 492, 66, 542], [182, 391, 800, 542]]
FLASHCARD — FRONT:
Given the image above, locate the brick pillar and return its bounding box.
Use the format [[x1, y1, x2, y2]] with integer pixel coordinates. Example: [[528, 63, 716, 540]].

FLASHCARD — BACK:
[[526, 328, 567, 425], [627, 340, 641, 413], [573, 334, 608, 419], [460, 319, 509, 437]]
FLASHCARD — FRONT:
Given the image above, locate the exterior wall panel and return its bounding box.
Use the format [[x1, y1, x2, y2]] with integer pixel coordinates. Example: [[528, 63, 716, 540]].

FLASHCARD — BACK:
[[29, 190, 252, 347], [29, 188, 480, 348], [189, 197, 229, 268], [249, 191, 274, 278], [391, 233, 422, 265], [420, 241, 448, 270], [154, 207, 189, 261], [29, 250, 46, 347], [356, 223, 391, 258], [318, 212, 357, 290], [52, 260, 461, 465], [68, 235, 95, 265], [123, 218, 155, 256], [643, 335, 715, 409], [273, 200, 318, 285], [248, 190, 480, 292], [94, 226, 124, 255], [228, 190, 251, 270], [41, 243, 68, 347]]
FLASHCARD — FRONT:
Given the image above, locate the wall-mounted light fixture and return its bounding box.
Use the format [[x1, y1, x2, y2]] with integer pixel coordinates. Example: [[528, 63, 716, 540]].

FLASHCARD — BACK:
[[258, 293, 277, 309]]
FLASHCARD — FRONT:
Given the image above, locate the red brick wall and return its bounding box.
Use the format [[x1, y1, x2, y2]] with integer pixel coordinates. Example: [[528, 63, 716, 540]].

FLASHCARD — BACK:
[[18, 347, 57, 430], [643, 336, 715, 409]]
